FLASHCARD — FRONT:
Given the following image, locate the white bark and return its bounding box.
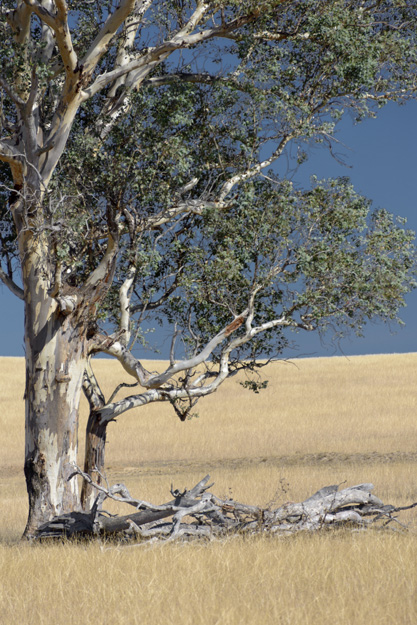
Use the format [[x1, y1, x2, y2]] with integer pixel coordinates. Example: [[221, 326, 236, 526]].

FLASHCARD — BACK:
[[218, 135, 293, 202], [25, 0, 78, 75], [35, 475, 413, 540], [119, 265, 136, 346], [98, 311, 248, 387], [81, 0, 140, 76], [24, 292, 87, 534]]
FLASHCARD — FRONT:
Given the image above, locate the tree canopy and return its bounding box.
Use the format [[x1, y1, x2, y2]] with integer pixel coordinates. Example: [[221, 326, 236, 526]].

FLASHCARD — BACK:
[[1, 0, 417, 535]]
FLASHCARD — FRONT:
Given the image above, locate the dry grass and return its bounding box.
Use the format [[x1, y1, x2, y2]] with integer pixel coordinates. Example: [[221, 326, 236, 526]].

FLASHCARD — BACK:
[[1, 532, 417, 625], [1, 353, 416, 624]]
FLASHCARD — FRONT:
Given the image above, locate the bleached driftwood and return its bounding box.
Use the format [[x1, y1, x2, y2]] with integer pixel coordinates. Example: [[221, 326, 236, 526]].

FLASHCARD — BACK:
[[34, 469, 416, 541]]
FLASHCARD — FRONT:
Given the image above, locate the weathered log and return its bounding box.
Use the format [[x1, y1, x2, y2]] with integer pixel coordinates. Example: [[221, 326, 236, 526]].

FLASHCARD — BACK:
[[99, 475, 215, 534], [33, 468, 417, 541], [35, 473, 214, 539]]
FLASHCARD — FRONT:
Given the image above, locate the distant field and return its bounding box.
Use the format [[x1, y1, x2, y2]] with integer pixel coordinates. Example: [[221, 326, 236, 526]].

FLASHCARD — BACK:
[[1, 353, 416, 625]]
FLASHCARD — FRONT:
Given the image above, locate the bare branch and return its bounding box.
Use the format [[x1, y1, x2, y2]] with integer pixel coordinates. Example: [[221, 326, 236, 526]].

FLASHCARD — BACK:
[[218, 135, 293, 201], [253, 30, 290, 41], [0, 265, 24, 299], [22, 0, 54, 24], [107, 0, 154, 98], [80, 45, 179, 101], [82, 358, 106, 411], [55, 294, 79, 315], [24, 66, 39, 117], [145, 198, 231, 229], [81, 0, 141, 76], [23, 0, 78, 80], [101, 310, 250, 389], [119, 264, 136, 346], [36, 0, 56, 64], [107, 380, 139, 405], [144, 72, 225, 88], [92, 297, 306, 424], [81, 3, 277, 101], [90, 335, 153, 386], [91, 309, 296, 422], [54, 0, 78, 74], [88, 1, 211, 138], [38, 2, 153, 180], [21, 0, 77, 75]]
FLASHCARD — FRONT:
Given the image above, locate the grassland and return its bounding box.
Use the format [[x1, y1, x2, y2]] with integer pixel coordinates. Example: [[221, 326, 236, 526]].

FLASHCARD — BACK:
[[1, 353, 416, 625]]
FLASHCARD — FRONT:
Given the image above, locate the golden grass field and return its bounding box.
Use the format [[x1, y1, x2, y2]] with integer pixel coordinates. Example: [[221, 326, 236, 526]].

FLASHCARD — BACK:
[[1, 353, 416, 625]]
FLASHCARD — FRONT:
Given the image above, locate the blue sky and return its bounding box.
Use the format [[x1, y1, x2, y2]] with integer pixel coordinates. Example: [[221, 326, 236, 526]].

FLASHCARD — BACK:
[[1, 100, 417, 358]]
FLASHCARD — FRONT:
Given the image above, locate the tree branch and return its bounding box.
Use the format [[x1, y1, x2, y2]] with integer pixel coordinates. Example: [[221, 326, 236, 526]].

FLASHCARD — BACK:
[[81, 0, 141, 77], [97, 309, 250, 394], [23, 0, 77, 75], [106, 0, 154, 99], [0, 77, 25, 107], [91, 309, 294, 423], [83, 234, 118, 292], [82, 358, 106, 411], [87, 1, 211, 138], [90, 335, 153, 386], [0, 265, 24, 299], [143, 72, 228, 88], [0, 141, 26, 185], [218, 134, 293, 202], [24, 0, 78, 78], [6, 0, 33, 44], [119, 264, 136, 346], [22, 0, 54, 25], [54, 0, 78, 75], [92, 294, 305, 424], [144, 198, 230, 229], [81, 3, 279, 102], [36, 0, 56, 64]]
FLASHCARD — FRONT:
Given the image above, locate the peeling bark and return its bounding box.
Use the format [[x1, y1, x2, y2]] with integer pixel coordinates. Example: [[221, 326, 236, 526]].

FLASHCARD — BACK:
[[23, 253, 88, 536]]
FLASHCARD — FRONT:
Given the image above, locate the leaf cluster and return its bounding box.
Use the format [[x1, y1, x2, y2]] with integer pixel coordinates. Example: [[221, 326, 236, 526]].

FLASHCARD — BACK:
[[161, 176, 416, 358]]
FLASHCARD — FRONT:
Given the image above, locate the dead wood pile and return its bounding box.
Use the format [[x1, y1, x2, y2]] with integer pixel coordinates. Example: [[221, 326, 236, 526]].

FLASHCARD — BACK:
[[33, 467, 417, 542]]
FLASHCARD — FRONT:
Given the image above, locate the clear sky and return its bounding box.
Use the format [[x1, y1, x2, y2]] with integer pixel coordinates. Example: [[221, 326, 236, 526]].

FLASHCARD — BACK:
[[1, 100, 417, 358]]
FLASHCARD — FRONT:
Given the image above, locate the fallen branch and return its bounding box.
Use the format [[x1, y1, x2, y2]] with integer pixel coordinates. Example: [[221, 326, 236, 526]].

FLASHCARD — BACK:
[[34, 469, 417, 541]]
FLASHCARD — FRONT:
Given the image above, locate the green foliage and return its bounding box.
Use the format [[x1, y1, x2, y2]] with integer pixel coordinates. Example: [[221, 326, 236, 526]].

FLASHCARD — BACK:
[[160, 176, 416, 360], [1, 0, 417, 366], [240, 379, 269, 394]]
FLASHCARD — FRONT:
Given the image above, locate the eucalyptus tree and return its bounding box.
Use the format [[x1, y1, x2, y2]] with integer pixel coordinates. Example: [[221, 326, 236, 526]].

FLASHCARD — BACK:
[[1, 0, 417, 537]]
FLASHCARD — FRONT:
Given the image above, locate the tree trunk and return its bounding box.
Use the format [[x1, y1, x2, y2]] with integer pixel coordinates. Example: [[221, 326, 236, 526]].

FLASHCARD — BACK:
[[23, 288, 87, 538], [81, 412, 108, 512]]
